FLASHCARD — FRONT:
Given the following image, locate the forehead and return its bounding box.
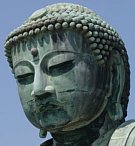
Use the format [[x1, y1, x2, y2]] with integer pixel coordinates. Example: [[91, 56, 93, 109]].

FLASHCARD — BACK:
[[11, 31, 85, 67]]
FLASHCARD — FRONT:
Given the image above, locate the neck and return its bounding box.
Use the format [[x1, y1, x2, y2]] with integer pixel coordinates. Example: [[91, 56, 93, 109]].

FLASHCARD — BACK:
[[50, 112, 122, 146], [51, 112, 105, 146], [52, 124, 98, 146]]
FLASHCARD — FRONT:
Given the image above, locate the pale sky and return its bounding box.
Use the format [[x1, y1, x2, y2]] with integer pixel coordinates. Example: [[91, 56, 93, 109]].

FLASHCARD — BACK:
[[1, 0, 135, 145]]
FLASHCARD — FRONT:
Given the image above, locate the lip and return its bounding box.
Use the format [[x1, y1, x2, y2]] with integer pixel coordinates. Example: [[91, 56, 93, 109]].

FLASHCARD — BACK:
[[38, 104, 59, 112], [36, 100, 63, 113]]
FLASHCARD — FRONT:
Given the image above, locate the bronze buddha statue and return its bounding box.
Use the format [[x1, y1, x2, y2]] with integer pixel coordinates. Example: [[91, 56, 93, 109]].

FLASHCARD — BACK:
[[4, 3, 135, 146]]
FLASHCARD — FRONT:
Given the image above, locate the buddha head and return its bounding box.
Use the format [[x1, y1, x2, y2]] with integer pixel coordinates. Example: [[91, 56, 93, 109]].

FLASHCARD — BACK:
[[5, 3, 130, 136]]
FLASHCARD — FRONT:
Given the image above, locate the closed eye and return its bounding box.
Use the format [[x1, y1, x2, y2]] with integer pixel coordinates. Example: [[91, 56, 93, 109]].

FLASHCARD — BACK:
[[15, 73, 34, 84], [48, 59, 75, 76]]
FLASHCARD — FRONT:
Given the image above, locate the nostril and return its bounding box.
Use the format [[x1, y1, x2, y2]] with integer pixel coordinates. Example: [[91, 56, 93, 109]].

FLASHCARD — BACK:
[[31, 90, 46, 96], [36, 92, 53, 100], [45, 86, 55, 94], [31, 90, 35, 96], [31, 86, 55, 97]]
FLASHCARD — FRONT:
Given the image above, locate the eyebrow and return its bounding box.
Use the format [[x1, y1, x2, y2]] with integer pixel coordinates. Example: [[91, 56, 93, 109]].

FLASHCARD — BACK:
[[13, 60, 34, 70], [13, 50, 82, 70], [39, 50, 80, 65]]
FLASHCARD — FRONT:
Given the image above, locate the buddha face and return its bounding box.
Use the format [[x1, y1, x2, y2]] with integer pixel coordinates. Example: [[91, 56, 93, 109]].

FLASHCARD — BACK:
[[12, 31, 110, 132]]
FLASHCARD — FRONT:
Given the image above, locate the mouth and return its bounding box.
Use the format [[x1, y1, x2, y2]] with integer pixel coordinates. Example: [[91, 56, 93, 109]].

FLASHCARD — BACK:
[[38, 104, 59, 112], [36, 100, 63, 113]]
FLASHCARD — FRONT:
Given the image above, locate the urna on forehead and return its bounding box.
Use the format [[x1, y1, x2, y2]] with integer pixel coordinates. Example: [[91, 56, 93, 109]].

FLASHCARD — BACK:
[[5, 3, 126, 68]]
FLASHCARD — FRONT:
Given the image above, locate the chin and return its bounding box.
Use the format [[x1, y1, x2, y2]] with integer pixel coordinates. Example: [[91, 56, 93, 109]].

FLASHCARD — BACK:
[[39, 109, 71, 132]]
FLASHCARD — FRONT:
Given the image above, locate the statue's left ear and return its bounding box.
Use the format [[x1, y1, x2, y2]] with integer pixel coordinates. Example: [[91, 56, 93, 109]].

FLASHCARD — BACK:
[[107, 50, 125, 121]]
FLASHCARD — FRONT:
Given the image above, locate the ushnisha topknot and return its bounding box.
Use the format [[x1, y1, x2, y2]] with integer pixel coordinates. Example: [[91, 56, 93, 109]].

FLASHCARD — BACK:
[[4, 3, 126, 68]]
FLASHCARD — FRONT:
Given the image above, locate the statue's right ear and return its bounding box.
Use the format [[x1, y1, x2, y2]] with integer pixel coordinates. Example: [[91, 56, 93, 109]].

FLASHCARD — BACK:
[[39, 129, 47, 138], [107, 50, 125, 121]]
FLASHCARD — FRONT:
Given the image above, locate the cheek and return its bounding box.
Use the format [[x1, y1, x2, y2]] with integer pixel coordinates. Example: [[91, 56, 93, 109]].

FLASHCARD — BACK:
[[52, 61, 108, 121], [68, 91, 106, 125], [56, 89, 105, 123], [51, 68, 77, 93], [50, 61, 95, 112], [50, 61, 94, 93], [18, 83, 33, 105], [18, 83, 41, 128], [74, 91, 105, 119], [74, 61, 95, 90]]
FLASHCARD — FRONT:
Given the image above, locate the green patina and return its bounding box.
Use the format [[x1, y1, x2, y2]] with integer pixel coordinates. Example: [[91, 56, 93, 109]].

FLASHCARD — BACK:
[[5, 3, 133, 146]]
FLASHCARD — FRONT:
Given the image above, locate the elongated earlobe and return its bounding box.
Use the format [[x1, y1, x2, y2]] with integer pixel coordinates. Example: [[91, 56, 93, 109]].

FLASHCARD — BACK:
[[39, 129, 47, 138], [108, 101, 123, 121], [107, 50, 125, 121]]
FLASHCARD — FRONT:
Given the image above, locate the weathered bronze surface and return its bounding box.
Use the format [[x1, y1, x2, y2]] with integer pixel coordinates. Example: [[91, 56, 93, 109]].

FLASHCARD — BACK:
[[4, 3, 135, 146]]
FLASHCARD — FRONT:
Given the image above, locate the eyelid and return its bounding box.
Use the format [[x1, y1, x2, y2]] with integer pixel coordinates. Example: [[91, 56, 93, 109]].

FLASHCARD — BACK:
[[13, 60, 34, 69], [13, 61, 34, 78], [48, 53, 76, 69], [15, 73, 34, 80], [14, 67, 34, 79]]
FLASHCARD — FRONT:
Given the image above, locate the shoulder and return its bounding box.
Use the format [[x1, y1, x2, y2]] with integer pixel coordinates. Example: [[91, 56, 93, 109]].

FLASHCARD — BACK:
[[39, 139, 53, 146], [109, 120, 135, 146]]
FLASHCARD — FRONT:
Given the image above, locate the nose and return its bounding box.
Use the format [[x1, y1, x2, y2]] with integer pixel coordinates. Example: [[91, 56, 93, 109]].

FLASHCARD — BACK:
[[31, 66, 55, 97], [31, 85, 55, 96]]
